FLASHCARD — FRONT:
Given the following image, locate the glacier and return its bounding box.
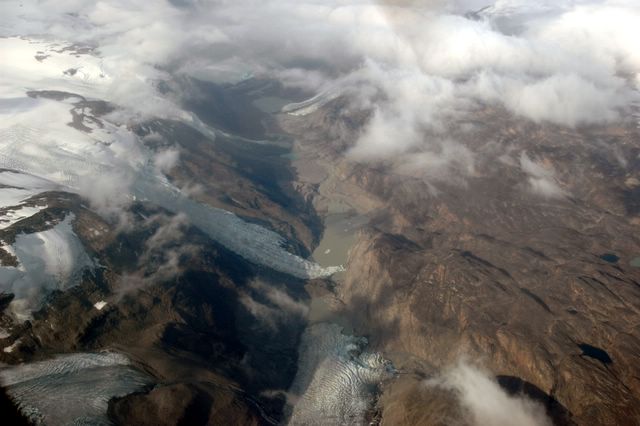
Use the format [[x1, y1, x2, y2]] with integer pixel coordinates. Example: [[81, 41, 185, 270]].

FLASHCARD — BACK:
[[0, 36, 342, 281], [0, 214, 95, 321], [0, 351, 152, 426], [133, 174, 344, 279], [287, 323, 395, 426]]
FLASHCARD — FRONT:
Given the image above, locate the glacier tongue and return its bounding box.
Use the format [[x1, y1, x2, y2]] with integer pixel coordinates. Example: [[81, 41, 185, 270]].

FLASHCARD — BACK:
[[134, 175, 344, 280], [0, 352, 152, 426], [287, 323, 394, 426]]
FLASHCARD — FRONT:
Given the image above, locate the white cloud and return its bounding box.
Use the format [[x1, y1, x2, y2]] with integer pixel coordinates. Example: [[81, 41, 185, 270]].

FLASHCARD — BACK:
[[239, 293, 281, 330], [250, 280, 309, 318], [426, 360, 552, 426], [394, 140, 476, 183], [116, 213, 199, 297], [154, 148, 180, 174], [343, 1, 639, 160], [489, 73, 625, 126], [519, 152, 566, 198], [1, 0, 637, 204], [4, 0, 639, 135], [241, 280, 309, 329]]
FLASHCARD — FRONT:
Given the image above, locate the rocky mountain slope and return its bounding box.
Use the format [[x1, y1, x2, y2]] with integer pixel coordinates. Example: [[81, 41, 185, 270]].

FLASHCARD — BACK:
[[279, 98, 640, 425]]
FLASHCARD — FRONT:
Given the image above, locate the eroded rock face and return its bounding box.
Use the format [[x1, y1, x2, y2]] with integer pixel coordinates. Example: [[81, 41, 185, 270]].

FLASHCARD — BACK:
[[108, 383, 261, 426], [280, 101, 640, 425], [0, 200, 314, 423], [0, 386, 30, 426]]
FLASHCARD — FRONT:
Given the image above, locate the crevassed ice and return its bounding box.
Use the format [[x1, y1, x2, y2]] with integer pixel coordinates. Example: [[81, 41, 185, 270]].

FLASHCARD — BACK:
[[0, 352, 152, 426], [134, 174, 344, 279], [287, 323, 395, 426]]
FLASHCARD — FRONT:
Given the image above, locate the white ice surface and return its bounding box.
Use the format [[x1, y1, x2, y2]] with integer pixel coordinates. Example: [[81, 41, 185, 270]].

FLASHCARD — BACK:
[[0, 37, 110, 100], [0, 97, 146, 190], [3, 339, 20, 353], [0, 204, 47, 230], [134, 174, 344, 279], [287, 323, 394, 425], [0, 187, 40, 207], [0, 171, 51, 233], [0, 352, 152, 425], [0, 214, 95, 321], [94, 300, 107, 311]]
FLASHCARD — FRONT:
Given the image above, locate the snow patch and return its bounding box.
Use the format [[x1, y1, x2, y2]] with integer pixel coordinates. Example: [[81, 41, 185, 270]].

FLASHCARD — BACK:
[[94, 300, 107, 311], [0, 204, 47, 230], [0, 180, 48, 230], [3, 339, 20, 353]]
